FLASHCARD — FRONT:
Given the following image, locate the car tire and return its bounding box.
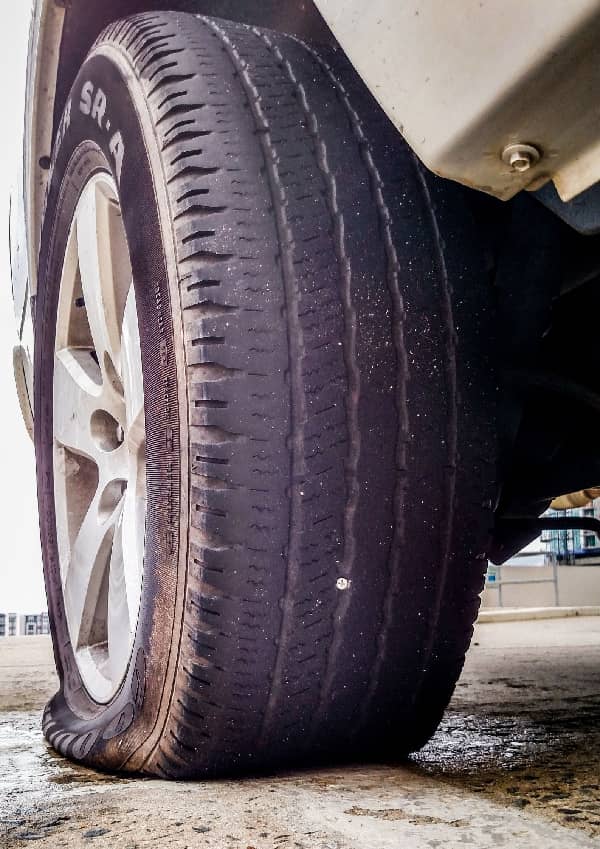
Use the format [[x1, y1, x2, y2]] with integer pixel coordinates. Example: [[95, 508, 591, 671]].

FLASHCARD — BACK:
[[35, 11, 497, 777]]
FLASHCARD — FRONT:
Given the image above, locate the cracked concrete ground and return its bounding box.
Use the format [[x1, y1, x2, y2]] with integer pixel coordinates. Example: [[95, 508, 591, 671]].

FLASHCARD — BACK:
[[1, 616, 599, 848]]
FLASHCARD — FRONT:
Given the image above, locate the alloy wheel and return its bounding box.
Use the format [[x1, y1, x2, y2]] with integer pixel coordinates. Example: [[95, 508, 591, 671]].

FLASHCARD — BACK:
[[53, 173, 146, 703]]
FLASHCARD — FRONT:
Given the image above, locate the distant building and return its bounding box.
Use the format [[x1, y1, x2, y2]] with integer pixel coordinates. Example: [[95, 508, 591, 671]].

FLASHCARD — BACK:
[[20, 612, 50, 636], [0, 612, 50, 637], [545, 499, 600, 564], [0, 613, 20, 637]]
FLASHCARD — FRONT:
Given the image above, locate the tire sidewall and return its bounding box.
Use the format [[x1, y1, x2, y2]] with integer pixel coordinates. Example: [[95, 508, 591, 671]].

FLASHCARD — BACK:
[[36, 51, 186, 770]]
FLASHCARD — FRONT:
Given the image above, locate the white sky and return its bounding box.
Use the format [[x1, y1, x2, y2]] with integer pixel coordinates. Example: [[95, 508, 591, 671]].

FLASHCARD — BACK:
[[0, 4, 47, 614]]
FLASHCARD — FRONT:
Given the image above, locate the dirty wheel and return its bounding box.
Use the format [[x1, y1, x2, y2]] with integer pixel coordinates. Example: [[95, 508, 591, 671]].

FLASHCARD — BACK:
[[35, 12, 497, 777]]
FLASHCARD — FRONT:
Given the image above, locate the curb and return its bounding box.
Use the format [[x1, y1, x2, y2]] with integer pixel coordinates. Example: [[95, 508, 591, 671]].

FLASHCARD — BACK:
[[478, 606, 600, 623]]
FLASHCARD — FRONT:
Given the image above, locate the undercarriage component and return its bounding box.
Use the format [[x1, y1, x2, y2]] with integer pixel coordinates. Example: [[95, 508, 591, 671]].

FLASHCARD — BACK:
[[491, 516, 600, 565], [550, 488, 600, 510]]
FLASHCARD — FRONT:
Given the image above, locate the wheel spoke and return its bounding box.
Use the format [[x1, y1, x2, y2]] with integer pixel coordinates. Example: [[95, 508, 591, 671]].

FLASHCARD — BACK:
[[63, 485, 124, 649], [54, 348, 103, 460], [76, 181, 129, 373], [107, 513, 132, 683]]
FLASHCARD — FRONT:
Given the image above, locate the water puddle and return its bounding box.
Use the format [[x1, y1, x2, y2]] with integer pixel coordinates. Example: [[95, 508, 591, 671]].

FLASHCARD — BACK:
[[413, 698, 600, 835]]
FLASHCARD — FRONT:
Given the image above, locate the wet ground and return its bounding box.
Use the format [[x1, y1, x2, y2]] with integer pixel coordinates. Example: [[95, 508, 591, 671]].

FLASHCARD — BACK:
[[1, 617, 599, 848]]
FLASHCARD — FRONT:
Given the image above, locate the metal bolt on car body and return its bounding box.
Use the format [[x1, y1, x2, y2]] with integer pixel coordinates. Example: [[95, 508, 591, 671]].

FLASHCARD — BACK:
[[502, 143, 541, 173]]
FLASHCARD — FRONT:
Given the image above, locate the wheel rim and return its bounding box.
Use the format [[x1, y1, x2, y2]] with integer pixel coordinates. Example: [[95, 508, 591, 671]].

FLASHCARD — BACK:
[[53, 173, 146, 704]]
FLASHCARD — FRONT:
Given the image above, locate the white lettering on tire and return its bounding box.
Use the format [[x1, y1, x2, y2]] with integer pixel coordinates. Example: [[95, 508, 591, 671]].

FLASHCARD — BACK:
[[109, 132, 125, 185], [79, 81, 125, 186], [91, 89, 107, 128], [80, 81, 93, 116]]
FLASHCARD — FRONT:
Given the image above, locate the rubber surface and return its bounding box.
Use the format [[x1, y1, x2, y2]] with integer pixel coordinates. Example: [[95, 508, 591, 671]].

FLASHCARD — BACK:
[[36, 11, 497, 777]]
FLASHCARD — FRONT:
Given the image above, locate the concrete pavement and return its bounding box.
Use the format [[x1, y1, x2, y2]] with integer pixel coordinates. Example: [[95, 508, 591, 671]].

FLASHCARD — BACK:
[[1, 617, 599, 848]]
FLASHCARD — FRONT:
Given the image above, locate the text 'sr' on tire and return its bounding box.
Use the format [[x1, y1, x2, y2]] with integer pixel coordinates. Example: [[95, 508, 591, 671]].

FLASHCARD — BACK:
[[35, 11, 497, 777]]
